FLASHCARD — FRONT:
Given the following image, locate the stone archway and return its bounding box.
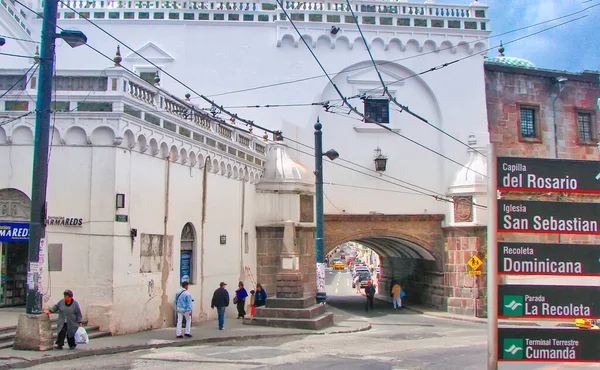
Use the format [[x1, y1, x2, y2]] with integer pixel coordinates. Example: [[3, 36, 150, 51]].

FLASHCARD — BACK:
[[324, 214, 446, 309], [0, 188, 31, 222]]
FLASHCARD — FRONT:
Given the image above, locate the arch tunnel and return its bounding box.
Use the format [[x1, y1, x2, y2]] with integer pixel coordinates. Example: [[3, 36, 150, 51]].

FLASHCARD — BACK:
[[324, 214, 448, 310], [327, 236, 445, 309]]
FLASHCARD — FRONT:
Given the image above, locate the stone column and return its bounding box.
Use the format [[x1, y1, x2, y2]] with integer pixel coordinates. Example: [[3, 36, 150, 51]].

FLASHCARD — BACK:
[[277, 220, 304, 298]]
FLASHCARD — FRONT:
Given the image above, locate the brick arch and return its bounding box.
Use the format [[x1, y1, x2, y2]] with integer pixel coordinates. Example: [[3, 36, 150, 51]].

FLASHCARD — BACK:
[[324, 214, 445, 259]]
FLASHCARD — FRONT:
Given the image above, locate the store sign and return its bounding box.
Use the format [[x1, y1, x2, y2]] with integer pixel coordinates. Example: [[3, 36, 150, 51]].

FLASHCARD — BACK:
[[498, 242, 600, 276], [498, 200, 599, 235], [46, 217, 83, 226], [0, 222, 29, 242], [497, 157, 600, 194], [499, 328, 599, 362], [499, 285, 600, 319]]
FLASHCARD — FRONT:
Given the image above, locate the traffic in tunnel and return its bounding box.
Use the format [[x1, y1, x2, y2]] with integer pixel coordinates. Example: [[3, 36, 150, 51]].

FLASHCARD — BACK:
[[324, 238, 442, 313]]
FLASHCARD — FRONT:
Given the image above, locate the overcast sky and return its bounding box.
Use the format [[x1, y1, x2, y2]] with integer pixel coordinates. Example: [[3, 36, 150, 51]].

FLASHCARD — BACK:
[[437, 0, 599, 72]]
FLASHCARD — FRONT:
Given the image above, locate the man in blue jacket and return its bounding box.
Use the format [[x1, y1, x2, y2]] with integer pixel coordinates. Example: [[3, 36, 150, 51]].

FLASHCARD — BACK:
[[175, 281, 193, 338], [211, 282, 230, 330]]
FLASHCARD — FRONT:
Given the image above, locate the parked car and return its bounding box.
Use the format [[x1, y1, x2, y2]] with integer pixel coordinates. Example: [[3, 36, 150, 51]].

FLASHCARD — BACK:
[[352, 271, 371, 288]]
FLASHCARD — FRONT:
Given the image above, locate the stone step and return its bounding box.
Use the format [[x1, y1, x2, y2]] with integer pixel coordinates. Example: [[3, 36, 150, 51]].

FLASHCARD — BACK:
[[254, 304, 326, 320], [244, 311, 334, 330], [264, 296, 316, 309], [0, 323, 107, 350]]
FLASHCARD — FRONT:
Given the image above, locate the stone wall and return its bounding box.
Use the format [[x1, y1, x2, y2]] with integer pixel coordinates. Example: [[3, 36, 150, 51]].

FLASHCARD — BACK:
[[256, 225, 316, 298], [443, 227, 487, 317]]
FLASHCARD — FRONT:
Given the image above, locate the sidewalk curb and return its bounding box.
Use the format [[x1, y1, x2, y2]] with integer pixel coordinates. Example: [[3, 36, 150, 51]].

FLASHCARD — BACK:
[[402, 306, 542, 327], [0, 322, 371, 369]]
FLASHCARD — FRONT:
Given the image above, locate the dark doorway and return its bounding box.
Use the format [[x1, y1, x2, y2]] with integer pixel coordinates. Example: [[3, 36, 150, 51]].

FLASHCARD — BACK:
[[1, 242, 28, 306]]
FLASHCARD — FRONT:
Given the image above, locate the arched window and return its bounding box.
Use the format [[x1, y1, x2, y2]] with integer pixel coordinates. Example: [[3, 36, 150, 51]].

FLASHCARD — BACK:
[[180, 223, 196, 284]]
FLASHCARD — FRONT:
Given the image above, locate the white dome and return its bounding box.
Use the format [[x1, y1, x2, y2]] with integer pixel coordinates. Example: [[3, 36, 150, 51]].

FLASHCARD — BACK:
[[449, 135, 487, 194], [259, 141, 315, 188]]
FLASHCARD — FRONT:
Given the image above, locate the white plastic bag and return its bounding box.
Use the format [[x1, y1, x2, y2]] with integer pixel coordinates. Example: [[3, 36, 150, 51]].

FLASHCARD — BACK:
[[75, 326, 89, 345]]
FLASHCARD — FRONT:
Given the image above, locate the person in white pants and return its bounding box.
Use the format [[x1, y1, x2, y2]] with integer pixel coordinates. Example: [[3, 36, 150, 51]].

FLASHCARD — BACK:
[[391, 282, 402, 309], [175, 281, 193, 338]]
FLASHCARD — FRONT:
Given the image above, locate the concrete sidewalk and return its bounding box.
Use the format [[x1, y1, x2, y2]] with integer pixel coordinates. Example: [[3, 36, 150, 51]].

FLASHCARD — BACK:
[[374, 295, 571, 328], [0, 305, 370, 369]]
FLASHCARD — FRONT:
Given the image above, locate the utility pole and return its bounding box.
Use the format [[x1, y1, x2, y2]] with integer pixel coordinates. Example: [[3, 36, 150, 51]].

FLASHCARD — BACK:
[[25, 0, 59, 315], [314, 119, 338, 304]]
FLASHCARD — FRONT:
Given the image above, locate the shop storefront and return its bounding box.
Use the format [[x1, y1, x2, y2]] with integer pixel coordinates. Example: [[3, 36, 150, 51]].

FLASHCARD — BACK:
[[0, 222, 29, 306]]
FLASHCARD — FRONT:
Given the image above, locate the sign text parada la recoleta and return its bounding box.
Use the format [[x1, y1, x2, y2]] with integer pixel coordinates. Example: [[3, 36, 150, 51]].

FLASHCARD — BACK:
[[502, 163, 578, 190], [502, 204, 598, 232]]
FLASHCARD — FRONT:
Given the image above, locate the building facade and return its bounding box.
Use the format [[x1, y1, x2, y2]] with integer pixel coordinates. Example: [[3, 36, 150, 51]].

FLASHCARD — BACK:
[[0, 67, 266, 333]]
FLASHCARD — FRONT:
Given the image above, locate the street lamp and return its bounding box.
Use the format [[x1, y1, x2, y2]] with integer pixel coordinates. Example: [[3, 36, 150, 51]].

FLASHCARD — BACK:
[[24, 0, 86, 316], [374, 147, 387, 172], [314, 119, 339, 304]]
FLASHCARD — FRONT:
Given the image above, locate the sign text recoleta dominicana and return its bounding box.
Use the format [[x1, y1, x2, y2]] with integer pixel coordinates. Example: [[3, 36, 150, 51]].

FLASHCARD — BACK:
[[498, 157, 600, 194], [498, 200, 599, 234], [499, 328, 600, 362], [498, 285, 600, 319], [498, 242, 600, 276]]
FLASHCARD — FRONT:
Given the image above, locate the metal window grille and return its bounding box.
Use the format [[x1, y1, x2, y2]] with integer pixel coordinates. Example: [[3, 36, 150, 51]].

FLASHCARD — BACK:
[[577, 113, 593, 142], [520, 108, 536, 138]]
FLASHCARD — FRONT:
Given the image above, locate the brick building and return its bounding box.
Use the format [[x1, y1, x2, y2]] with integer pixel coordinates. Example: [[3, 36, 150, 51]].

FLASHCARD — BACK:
[[485, 46, 600, 289]]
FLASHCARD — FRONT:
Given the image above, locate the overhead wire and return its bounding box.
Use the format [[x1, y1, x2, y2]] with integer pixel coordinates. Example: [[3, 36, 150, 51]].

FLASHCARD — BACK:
[[202, 1, 600, 98], [345, 0, 486, 158], [274, 0, 488, 178], [0, 34, 40, 43], [0, 51, 36, 59], [13, 0, 465, 203], [0, 63, 38, 100]]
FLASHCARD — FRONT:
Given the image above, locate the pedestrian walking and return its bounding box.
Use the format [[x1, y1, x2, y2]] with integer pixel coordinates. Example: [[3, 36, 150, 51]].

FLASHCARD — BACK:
[[235, 281, 248, 318], [45, 290, 83, 350], [254, 283, 267, 308], [354, 275, 361, 293], [211, 282, 230, 330], [364, 280, 376, 311], [175, 280, 193, 338], [391, 281, 402, 309]]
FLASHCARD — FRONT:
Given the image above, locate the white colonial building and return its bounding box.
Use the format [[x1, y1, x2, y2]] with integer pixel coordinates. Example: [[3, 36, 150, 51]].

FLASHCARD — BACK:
[[1, 0, 494, 329]]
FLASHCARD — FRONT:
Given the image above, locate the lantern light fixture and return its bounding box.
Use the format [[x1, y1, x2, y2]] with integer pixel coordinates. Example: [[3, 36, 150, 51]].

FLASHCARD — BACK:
[[374, 147, 388, 172]]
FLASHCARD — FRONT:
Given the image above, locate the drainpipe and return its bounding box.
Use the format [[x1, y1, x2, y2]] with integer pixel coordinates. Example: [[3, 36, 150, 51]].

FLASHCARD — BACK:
[[239, 167, 247, 282], [552, 77, 567, 159], [159, 157, 171, 326], [199, 156, 210, 319]]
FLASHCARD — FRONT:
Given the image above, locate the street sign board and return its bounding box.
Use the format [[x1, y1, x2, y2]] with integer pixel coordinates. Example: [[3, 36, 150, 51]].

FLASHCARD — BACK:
[[498, 200, 600, 235], [497, 157, 600, 194], [498, 242, 600, 276], [498, 285, 600, 319], [468, 270, 482, 276], [499, 328, 600, 362], [467, 255, 483, 271]]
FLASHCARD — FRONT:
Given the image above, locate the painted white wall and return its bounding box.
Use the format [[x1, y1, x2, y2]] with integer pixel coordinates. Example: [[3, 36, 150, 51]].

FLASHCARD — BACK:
[[0, 107, 261, 333], [40, 14, 490, 220]]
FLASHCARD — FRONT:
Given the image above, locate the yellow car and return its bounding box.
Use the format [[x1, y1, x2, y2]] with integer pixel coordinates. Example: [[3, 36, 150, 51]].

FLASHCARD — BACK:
[[333, 261, 345, 270]]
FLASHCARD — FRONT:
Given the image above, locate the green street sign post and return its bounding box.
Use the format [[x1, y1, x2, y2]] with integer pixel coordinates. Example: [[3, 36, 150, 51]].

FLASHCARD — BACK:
[[499, 328, 600, 362]]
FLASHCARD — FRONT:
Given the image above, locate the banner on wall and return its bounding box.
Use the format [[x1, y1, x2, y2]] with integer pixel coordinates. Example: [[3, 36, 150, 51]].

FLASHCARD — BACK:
[[0, 222, 30, 242]]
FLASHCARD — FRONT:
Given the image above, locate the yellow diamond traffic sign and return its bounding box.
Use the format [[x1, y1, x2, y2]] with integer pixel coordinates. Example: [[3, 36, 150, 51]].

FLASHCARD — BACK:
[[467, 255, 483, 271]]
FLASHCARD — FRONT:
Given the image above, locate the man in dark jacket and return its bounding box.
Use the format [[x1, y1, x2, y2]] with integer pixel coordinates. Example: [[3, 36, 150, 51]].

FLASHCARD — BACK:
[[211, 282, 230, 330], [364, 280, 376, 312]]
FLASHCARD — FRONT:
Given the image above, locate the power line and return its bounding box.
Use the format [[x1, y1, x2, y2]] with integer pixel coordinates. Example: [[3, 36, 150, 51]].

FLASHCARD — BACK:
[[0, 34, 39, 43], [56, 0, 276, 136], [202, 2, 600, 98], [0, 51, 35, 59], [0, 63, 38, 100], [274, 0, 488, 178], [345, 0, 486, 158], [363, 15, 590, 98]]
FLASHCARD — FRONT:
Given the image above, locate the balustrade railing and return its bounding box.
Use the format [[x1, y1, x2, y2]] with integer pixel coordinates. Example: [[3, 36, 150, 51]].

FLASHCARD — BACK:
[[55, 0, 488, 31]]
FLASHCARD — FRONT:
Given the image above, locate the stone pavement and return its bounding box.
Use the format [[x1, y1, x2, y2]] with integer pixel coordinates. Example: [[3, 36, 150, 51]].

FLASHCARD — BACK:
[[0, 305, 370, 369]]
